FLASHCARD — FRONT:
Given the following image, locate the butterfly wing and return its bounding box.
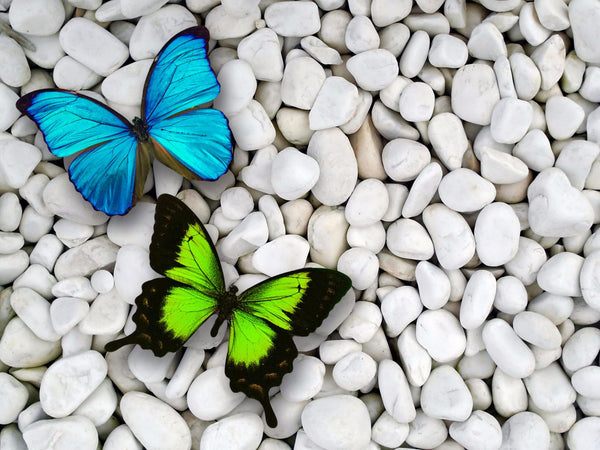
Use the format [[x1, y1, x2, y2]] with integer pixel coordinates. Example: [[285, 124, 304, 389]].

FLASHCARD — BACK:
[[150, 194, 226, 294], [225, 269, 352, 427], [237, 269, 353, 336], [143, 26, 233, 180], [226, 310, 297, 428], [16, 90, 148, 215], [105, 277, 218, 356], [106, 194, 225, 356]]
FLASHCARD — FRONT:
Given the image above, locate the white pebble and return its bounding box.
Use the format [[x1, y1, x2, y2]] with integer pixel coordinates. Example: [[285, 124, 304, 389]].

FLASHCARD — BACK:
[[397, 325, 431, 386], [307, 129, 358, 206], [512, 129, 554, 172], [337, 248, 379, 291], [399, 30, 429, 79], [301, 395, 371, 450], [494, 276, 528, 315], [0, 83, 20, 131], [460, 270, 497, 330], [415, 261, 450, 309], [50, 296, 89, 336], [438, 168, 495, 213], [490, 98, 533, 144], [213, 59, 257, 117], [468, 22, 507, 61], [129, 6, 197, 59], [339, 300, 382, 343], [0, 317, 61, 368], [121, 391, 191, 450], [572, 366, 600, 399], [252, 235, 310, 276], [264, 1, 320, 37], [280, 355, 325, 402], [449, 410, 502, 450], [271, 148, 319, 201], [537, 252, 584, 297], [382, 138, 430, 182], [59, 18, 128, 76], [347, 49, 399, 91], [387, 219, 434, 261], [238, 29, 283, 83], [0, 373, 28, 425], [422, 204, 475, 270], [228, 101, 276, 151], [201, 413, 263, 450], [78, 288, 129, 335], [371, 411, 409, 448], [300, 36, 342, 65], [399, 82, 435, 123], [378, 359, 416, 423], [452, 64, 500, 125], [0, 193, 22, 232], [187, 366, 245, 421], [90, 270, 114, 294], [332, 351, 376, 391], [524, 362, 576, 412], [220, 187, 254, 221], [567, 417, 600, 450], [104, 425, 142, 450], [101, 59, 152, 106], [23, 416, 98, 450], [40, 350, 107, 417], [482, 318, 535, 379], [475, 202, 520, 266], [421, 365, 473, 421], [546, 95, 585, 140], [0, 139, 41, 189], [401, 162, 443, 218], [204, 5, 259, 40], [429, 34, 468, 68], [513, 311, 562, 350], [427, 113, 469, 170], [10, 287, 59, 341], [9, 0, 65, 36], [416, 309, 466, 363], [309, 76, 360, 130], [43, 173, 108, 226], [0, 35, 30, 87], [345, 15, 379, 54], [380, 286, 423, 338], [530, 34, 566, 90], [281, 57, 325, 110]]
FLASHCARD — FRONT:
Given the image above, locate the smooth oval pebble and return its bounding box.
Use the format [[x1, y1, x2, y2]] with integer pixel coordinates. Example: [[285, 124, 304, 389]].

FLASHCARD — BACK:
[[345, 178, 389, 227], [201, 413, 263, 450], [382, 138, 431, 182], [460, 270, 497, 330], [280, 355, 325, 402], [23, 416, 98, 450], [0, 373, 28, 425], [421, 365, 473, 421], [387, 219, 434, 261], [482, 318, 535, 379], [40, 350, 107, 418], [9, 0, 65, 36], [474, 202, 520, 266], [332, 351, 377, 391], [524, 362, 577, 412], [537, 252, 584, 297], [513, 311, 562, 350], [438, 168, 496, 212], [301, 395, 371, 450], [307, 129, 358, 206], [0, 317, 61, 368], [449, 410, 502, 450], [416, 309, 466, 363], [121, 391, 192, 450], [567, 417, 600, 450], [187, 366, 245, 421], [501, 412, 550, 449]]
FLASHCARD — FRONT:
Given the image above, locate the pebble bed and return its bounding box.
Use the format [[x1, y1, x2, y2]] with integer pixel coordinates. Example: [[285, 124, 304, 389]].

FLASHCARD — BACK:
[[1, 0, 600, 449]]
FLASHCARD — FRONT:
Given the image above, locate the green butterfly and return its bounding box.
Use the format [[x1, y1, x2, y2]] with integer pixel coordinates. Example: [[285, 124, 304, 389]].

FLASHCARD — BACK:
[[105, 194, 352, 427]]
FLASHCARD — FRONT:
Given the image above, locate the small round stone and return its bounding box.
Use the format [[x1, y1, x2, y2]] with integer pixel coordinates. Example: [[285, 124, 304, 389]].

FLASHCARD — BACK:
[[332, 351, 377, 391], [90, 270, 114, 294], [301, 395, 371, 450]]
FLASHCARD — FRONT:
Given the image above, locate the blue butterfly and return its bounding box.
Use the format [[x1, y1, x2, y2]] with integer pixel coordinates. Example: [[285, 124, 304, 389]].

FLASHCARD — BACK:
[[16, 26, 233, 216]]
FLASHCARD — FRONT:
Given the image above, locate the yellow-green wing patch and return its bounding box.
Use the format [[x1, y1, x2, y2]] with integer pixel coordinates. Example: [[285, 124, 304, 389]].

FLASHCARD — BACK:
[[226, 310, 297, 428], [105, 277, 217, 356], [237, 268, 352, 336], [150, 194, 224, 294]]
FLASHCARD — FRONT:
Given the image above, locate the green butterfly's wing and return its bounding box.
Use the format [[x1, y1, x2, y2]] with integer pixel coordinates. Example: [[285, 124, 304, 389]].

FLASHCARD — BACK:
[[105, 278, 218, 356], [237, 268, 352, 335], [106, 194, 224, 356], [226, 310, 297, 428], [150, 193, 225, 295], [226, 268, 352, 427]]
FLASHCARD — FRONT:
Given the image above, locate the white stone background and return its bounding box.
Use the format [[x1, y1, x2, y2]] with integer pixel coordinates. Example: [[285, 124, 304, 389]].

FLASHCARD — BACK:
[[1, 0, 600, 449]]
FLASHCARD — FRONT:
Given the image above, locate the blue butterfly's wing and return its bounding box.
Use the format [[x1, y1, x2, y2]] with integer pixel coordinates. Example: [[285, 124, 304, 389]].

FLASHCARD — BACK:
[[149, 109, 232, 180], [16, 90, 149, 215], [142, 26, 233, 180]]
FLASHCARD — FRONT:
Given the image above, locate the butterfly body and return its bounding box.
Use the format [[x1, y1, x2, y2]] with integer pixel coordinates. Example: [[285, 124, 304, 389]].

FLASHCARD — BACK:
[[17, 27, 233, 216], [105, 195, 352, 427]]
